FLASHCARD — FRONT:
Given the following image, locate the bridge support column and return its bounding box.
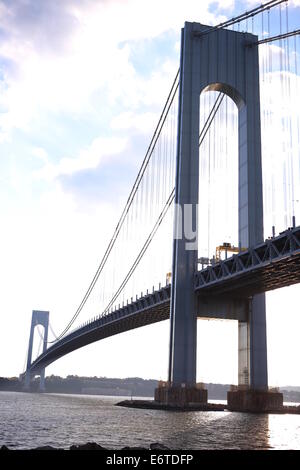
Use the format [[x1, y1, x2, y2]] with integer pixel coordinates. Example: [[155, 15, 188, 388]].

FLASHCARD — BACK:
[[24, 371, 32, 391], [249, 294, 268, 390], [237, 296, 268, 390], [23, 310, 49, 392], [228, 295, 283, 411], [39, 369, 46, 392], [238, 319, 250, 387], [154, 22, 207, 407]]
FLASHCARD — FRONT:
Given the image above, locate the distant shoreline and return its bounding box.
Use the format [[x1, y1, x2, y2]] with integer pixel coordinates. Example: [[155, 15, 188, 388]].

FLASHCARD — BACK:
[[1, 375, 300, 403]]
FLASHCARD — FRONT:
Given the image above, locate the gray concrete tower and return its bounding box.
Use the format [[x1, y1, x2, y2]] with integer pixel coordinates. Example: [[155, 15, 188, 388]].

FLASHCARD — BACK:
[[24, 310, 49, 392], [168, 22, 267, 393]]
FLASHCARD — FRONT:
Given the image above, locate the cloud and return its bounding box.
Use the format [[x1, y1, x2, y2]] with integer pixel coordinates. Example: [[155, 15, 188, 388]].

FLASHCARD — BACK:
[[31, 146, 48, 164], [0, 0, 226, 140], [34, 136, 128, 181], [111, 111, 158, 134]]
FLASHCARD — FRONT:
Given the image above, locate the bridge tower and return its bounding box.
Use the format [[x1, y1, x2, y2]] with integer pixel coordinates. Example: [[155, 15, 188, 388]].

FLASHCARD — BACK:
[[24, 310, 49, 392], [155, 22, 283, 411]]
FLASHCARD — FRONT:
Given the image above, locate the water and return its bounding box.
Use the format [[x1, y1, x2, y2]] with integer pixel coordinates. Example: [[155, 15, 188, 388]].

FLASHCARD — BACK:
[[1, 391, 300, 450]]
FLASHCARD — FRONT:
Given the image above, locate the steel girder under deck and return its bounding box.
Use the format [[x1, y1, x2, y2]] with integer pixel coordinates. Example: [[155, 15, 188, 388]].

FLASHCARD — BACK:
[[195, 225, 300, 298]]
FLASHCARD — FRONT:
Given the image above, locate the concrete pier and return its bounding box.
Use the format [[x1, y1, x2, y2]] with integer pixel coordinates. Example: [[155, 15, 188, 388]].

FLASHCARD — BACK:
[[155, 384, 207, 407], [227, 388, 283, 413]]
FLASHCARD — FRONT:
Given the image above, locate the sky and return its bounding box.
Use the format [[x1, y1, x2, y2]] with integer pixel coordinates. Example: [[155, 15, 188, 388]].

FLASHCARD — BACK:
[[1, 0, 300, 387]]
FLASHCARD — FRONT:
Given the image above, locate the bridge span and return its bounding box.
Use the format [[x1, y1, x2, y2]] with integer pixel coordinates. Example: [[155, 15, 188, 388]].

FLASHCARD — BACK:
[[28, 225, 300, 375]]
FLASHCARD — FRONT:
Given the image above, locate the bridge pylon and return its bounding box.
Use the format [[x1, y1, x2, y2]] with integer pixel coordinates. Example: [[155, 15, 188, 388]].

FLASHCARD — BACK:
[[154, 21, 283, 411], [24, 310, 49, 392]]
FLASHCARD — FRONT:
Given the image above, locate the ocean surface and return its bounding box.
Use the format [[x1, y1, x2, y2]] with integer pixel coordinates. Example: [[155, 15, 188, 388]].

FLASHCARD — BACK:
[[0, 391, 300, 450]]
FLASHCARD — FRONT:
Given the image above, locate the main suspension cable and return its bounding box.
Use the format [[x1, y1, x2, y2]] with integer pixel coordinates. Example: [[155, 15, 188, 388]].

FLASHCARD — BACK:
[[193, 0, 288, 38]]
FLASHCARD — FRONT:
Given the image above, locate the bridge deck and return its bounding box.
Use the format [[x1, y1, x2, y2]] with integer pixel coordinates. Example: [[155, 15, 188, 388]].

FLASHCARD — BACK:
[[29, 286, 170, 373], [29, 226, 300, 375]]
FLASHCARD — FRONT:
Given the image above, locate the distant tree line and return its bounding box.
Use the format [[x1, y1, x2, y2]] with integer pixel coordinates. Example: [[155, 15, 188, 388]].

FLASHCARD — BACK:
[[43, 375, 159, 396], [1, 376, 300, 402], [0, 375, 158, 396]]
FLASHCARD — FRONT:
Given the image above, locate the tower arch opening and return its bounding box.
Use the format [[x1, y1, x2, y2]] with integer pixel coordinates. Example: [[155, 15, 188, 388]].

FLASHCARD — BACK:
[[198, 88, 239, 268], [202, 82, 245, 110]]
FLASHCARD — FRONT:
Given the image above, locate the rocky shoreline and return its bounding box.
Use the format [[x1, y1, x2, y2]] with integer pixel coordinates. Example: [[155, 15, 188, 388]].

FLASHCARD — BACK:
[[116, 399, 226, 411], [0, 442, 170, 451]]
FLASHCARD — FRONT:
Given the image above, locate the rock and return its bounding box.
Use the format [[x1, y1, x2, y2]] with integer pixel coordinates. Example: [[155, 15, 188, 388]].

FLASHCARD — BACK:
[[149, 442, 170, 450], [121, 446, 148, 450], [34, 445, 61, 450], [0, 445, 9, 450], [69, 442, 106, 450]]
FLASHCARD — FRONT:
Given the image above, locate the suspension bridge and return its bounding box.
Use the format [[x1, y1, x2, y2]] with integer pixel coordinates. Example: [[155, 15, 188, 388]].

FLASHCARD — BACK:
[[22, 0, 300, 411]]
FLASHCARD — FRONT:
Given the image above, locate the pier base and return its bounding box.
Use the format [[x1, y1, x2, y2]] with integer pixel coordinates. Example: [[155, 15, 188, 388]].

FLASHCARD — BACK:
[[155, 384, 207, 408], [227, 388, 283, 412]]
